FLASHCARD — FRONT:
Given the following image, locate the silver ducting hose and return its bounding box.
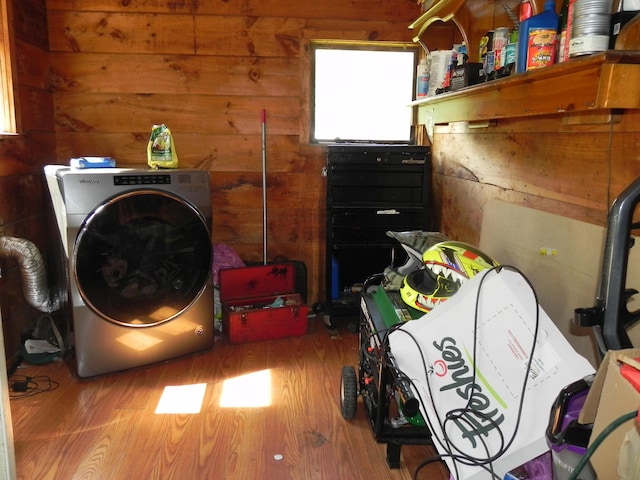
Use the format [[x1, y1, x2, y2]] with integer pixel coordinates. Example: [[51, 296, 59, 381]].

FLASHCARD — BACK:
[[0, 236, 62, 313]]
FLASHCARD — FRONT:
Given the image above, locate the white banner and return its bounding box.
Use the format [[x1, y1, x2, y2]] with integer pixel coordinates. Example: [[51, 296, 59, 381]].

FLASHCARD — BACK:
[[388, 267, 595, 479]]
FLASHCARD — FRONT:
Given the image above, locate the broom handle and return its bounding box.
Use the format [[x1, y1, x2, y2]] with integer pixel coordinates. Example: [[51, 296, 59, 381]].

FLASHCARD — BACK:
[[261, 109, 267, 265]]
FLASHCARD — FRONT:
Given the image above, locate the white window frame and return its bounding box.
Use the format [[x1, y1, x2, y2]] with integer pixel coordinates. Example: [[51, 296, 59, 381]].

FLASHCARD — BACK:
[[310, 40, 419, 145]]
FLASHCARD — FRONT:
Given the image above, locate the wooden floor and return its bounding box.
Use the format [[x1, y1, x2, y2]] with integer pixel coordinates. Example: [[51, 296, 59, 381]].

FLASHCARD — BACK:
[[9, 317, 449, 480]]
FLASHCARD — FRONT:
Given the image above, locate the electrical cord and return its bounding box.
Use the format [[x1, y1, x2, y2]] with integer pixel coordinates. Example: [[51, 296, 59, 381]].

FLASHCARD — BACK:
[[567, 409, 638, 480], [385, 265, 542, 479], [9, 375, 59, 399]]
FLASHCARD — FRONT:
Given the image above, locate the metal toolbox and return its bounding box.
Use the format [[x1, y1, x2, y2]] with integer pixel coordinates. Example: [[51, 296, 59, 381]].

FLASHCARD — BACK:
[[219, 263, 308, 344]]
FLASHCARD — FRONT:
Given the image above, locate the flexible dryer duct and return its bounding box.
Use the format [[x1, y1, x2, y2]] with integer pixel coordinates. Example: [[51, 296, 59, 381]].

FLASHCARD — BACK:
[[0, 236, 62, 313]]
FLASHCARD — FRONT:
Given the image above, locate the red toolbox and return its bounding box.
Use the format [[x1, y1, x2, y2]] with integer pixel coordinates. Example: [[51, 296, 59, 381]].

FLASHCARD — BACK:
[[219, 263, 309, 344]]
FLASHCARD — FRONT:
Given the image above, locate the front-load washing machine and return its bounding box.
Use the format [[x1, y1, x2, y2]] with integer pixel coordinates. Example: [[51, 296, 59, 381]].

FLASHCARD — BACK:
[[44, 165, 214, 378]]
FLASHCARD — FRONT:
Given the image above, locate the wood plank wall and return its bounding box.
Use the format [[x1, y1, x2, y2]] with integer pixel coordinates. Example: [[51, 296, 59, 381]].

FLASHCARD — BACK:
[[0, 0, 56, 364], [10, 0, 625, 364], [431, 112, 636, 242], [44, 0, 458, 310]]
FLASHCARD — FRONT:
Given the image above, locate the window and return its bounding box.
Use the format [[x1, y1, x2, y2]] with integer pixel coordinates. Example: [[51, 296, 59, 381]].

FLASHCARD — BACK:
[[311, 40, 419, 144], [0, 0, 16, 134]]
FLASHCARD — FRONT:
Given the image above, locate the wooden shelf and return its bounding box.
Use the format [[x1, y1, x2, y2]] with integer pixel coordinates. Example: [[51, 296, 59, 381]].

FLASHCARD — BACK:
[[412, 51, 640, 126]]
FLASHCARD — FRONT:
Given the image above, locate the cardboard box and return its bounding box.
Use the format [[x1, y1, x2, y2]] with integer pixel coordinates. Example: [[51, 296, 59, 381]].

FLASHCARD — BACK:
[[219, 263, 308, 344], [579, 348, 640, 479]]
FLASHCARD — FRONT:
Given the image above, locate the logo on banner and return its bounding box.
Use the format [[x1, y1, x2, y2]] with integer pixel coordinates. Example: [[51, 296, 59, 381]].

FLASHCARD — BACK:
[[432, 336, 507, 449]]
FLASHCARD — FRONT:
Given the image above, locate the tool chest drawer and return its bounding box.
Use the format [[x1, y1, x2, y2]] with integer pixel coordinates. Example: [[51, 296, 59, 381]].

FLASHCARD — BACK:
[[327, 145, 430, 208], [330, 210, 429, 245]]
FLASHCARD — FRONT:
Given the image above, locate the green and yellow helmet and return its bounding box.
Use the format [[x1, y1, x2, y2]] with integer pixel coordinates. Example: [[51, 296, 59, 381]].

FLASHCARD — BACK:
[[400, 241, 499, 313]]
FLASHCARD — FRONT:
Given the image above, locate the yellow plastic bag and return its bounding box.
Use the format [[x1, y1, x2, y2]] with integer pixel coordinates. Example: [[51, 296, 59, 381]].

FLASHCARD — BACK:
[[147, 124, 179, 169]]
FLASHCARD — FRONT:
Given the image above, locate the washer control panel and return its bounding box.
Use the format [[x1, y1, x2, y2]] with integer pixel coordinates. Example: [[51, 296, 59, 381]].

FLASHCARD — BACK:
[[114, 174, 172, 185]]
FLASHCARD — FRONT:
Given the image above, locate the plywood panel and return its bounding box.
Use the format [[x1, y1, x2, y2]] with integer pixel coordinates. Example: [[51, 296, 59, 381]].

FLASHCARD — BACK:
[[478, 199, 640, 367]]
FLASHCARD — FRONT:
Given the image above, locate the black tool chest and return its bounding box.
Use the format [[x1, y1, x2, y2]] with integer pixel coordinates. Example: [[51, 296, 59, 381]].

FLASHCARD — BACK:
[[325, 144, 432, 329]]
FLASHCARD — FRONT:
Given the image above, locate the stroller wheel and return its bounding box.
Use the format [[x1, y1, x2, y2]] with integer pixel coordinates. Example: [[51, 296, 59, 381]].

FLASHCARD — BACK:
[[340, 365, 358, 419]]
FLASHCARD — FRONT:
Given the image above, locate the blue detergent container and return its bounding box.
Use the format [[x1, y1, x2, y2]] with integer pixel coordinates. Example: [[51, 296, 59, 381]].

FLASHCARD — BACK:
[[517, 0, 559, 73]]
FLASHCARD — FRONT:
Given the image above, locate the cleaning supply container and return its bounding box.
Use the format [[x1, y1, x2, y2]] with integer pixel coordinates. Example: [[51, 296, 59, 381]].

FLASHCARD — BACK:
[[517, 0, 559, 72], [570, 0, 614, 57]]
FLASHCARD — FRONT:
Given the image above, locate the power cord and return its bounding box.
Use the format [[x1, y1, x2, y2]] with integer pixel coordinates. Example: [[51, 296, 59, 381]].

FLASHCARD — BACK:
[[9, 375, 59, 399]]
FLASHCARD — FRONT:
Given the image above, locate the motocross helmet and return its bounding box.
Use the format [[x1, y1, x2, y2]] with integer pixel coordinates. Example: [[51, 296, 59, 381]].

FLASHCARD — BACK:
[[400, 241, 499, 313]]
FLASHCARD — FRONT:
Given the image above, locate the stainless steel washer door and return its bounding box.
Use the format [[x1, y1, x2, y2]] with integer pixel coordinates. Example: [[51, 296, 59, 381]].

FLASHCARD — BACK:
[[73, 189, 212, 327]]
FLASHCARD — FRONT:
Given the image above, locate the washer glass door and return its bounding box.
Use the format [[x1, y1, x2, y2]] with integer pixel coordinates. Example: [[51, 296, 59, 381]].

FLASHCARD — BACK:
[[73, 190, 212, 326]]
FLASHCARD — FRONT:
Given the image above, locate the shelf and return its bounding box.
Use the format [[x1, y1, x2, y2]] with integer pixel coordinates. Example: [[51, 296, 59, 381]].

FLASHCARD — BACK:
[[411, 51, 640, 126]]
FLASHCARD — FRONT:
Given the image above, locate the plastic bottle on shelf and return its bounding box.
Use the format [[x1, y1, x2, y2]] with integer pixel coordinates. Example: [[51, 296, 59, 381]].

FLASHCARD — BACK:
[[416, 56, 430, 99], [516, 0, 559, 73], [557, 0, 571, 63], [519, 0, 533, 22]]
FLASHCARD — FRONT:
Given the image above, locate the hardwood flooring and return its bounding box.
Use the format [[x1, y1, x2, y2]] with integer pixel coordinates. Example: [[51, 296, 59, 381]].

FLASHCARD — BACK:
[[9, 317, 449, 480]]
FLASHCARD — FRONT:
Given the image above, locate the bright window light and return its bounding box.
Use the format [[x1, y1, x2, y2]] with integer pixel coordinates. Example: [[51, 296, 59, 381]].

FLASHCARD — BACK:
[[312, 43, 417, 144], [0, 0, 17, 133], [219, 370, 272, 408], [155, 383, 207, 414]]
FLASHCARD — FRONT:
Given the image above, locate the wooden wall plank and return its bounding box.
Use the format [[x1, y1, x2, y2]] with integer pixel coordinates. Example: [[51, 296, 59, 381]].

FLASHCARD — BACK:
[[13, 0, 49, 48], [46, 0, 422, 20], [53, 93, 300, 134], [302, 18, 423, 43], [194, 17, 305, 57], [49, 53, 299, 96], [433, 120, 612, 212], [18, 85, 55, 133], [52, 132, 317, 171], [47, 12, 197, 54], [16, 40, 50, 90]]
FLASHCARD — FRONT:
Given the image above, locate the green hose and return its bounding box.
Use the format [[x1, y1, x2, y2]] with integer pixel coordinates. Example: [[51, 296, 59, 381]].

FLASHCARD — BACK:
[[568, 410, 637, 480]]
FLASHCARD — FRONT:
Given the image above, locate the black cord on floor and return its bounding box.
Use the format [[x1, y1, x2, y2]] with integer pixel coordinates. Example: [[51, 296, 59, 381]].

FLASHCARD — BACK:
[[8, 375, 59, 399]]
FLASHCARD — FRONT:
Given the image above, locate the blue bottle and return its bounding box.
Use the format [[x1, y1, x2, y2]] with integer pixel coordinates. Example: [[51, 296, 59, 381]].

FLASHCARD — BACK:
[[516, 0, 559, 73], [331, 256, 340, 300]]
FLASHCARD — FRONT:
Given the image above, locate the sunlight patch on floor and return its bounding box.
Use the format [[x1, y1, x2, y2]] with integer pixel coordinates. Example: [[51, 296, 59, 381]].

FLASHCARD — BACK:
[[155, 383, 207, 414], [219, 369, 272, 408]]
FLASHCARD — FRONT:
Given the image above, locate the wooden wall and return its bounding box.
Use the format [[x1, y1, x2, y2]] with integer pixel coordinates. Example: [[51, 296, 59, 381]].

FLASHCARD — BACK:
[[430, 112, 639, 242], [0, 0, 56, 366], [44, 0, 458, 310], [7, 0, 630, 364]]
